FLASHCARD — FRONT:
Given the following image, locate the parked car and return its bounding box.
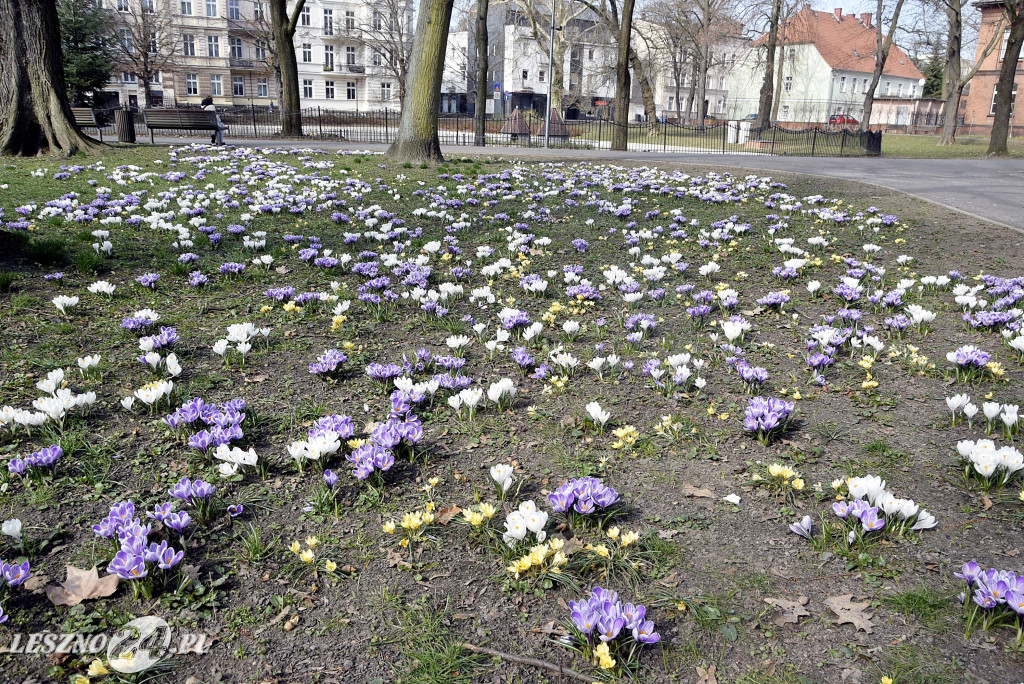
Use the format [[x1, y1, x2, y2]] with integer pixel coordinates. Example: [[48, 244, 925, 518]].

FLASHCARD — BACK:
[[828, 114, 859, 125], [743, 113, 758, 120]]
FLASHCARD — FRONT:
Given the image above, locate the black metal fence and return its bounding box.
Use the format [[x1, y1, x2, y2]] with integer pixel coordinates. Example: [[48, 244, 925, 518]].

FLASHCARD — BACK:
[[87, 107, 882, 157]]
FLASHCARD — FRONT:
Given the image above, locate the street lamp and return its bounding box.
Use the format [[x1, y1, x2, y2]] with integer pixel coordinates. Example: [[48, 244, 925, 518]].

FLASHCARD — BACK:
[[544, 7, 562, 149]]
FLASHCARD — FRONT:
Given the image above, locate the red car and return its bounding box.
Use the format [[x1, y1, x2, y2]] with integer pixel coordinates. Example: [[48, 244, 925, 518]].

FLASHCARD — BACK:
[[828, 114, 859, 125]]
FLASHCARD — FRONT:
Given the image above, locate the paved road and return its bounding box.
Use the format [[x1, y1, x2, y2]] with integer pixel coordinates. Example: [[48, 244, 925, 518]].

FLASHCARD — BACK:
[[157, 135, 1024, 231]]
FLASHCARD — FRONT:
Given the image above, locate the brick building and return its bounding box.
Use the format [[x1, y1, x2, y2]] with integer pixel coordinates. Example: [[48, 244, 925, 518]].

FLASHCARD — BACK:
[[962, 1, 1024, 134]]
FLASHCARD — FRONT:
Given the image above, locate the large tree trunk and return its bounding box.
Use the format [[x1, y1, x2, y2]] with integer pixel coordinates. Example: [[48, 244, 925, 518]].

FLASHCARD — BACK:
[[988, 8, 1024, 156], [938, 83, 963, 145], [755, 0, 782, 129], [628, 46, 658, 133], [387, 0, 455, 163], [474, 0, 489, 146], [861, 0, 907, 133], [685, 59, 697, 124], [938, 2, 962, 145], [610, 0, 636, 150], [268, 0, 305, 138], [0, 0, 99, 156], [696, 51, 708, 128]]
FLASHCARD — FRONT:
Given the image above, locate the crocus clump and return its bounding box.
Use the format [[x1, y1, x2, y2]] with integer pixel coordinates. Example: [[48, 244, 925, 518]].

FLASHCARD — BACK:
[[957, 561, 1024, 646], [564, 587, 659, 675], [743, 396, 796, 445]]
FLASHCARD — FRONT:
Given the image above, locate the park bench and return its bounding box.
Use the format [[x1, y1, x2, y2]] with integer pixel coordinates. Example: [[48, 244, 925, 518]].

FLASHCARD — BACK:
[[71, 108, 104, 142], [143, 109, 220, 144]]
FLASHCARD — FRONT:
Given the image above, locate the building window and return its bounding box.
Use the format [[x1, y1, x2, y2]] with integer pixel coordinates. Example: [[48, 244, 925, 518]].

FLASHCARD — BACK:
[[207, 35, 220, 57], [381, 82, 392, 100], [182, 34, 195, 56], [324, 44, 334, 70], [117, 0, 128, 10], [896, 82, 903, 97], [148, 31, 157, 54], [990, 84, 1018, 115], [862, 78, 868, 93], [1000, 29, 1010, 61], [205, 0, 216, 17], [522, 69, 528, 80], [539, 70, 547, 83], [232, 75, 244, 96], [588, 49, 594, 60], [122, 71, 135, 83], [253, 2, 263, 20], [230, 37, 243, 59], [346, 46, 356, 65], [911, 84, 917, 98], [228, 0, 238, 18], [780, 104, 790, 120], [839, 76, 846, 93], [255, 40, 266, 60], [180, 0, 192, 14], [302, 79, 313, 98], [301, 43, 311, 63], [373, 10, 383, 30], [718, 76, 725, 90], [300, 5, 310, 26], [142, 0, 155, 12], [372, 49, 382, 66], [185, 73, 198, 95], [783, 75, 792, 92], [346, 81, 356, 100], [323, 9, 333, 35], [325, 80, 335, 99], [345, 10, 355, 29], [257, 77, 268, 98], [787, 47, 796, 61], [884, 81, 891, 95], [210, 74, 223, 95], [120, 28, 133, 52]]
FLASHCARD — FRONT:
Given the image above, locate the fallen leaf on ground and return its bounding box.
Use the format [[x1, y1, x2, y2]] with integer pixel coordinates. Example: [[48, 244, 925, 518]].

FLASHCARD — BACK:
[[45, 566, 119, 606], [681, 482, 715, 498], [825, 594, 874, 633], [436, 505, 462, 525], [981, 495, 994, 511], [386, 548, 411, 569], [764, 596, 810, 625], [696, 664, 718, 684]]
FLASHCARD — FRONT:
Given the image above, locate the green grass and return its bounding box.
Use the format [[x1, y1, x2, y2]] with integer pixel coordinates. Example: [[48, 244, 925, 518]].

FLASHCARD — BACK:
[[882, 133, 1024, 158], [880, 584, 957, 632]]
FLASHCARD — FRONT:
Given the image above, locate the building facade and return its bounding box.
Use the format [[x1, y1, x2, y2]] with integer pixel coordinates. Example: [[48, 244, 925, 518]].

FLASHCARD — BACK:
[[726, 6, 924, 124], [962, 1, 1023, 134], [102, 0, 412, 110]]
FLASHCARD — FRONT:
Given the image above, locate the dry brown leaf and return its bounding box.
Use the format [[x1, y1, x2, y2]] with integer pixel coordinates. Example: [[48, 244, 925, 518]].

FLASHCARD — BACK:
[[436, 505, 462, 525], [25, 574, 49, 593], [245, 373, 268, 383], [764, 596, 810, 625], [386, 548, 412, 569], [681, 482, 715, 498], [45, 565, 119, 606], [981, 495, 994, 511], [825, 594, 874, 633], [696, 664, 718, 684]]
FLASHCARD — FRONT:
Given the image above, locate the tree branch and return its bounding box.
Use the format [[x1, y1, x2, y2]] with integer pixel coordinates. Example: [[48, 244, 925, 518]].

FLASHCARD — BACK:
[[459, 643, 600, 683]]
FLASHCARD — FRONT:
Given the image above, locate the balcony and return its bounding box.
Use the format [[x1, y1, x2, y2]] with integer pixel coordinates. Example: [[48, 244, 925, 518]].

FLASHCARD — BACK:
[[230, 58, 257, 69], [345, 64, 365, 74]]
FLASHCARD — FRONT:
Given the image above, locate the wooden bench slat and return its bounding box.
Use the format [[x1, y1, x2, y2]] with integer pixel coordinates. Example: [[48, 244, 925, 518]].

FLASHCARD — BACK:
[[71, 107, 102, 142], [142, 109, 221, 143]]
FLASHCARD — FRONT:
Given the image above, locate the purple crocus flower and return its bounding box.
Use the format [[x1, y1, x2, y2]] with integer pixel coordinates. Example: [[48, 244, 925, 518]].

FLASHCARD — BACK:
[[227, 504, 244, 518], [632, 620, 660, 643], [165, 511, 192, 533], [2, 560, 32, 587], [107, 551, 147, 580], [860, 508, 885, 532], [324, 470, 338, 488], [789, 515, 813, 540]]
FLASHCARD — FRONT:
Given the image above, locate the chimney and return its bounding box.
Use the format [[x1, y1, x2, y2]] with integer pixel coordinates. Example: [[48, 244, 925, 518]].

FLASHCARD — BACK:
[[860, 12, 872, 27], [833, 7, 843, 20]]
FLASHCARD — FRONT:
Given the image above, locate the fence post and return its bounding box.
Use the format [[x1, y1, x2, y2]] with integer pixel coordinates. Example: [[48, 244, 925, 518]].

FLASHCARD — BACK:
[[770, 125, 777, 156], [316, 107, 323, 139], [250, 105, 257, 138], [810, 128, 817, 157], [662, 121, 668, 152], [840, 130, 846, 156], [384, 110, 390, 144], [598, 117, 603, 149], [721, 122, 726, 153]]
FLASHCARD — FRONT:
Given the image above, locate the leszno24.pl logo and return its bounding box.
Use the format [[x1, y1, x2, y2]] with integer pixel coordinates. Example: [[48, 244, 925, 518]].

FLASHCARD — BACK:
[[4, 616, 211, 673]]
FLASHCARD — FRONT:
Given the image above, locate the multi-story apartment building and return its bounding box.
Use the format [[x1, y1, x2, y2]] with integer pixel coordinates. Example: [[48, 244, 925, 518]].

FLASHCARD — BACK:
[[102, 0, 411, 110]]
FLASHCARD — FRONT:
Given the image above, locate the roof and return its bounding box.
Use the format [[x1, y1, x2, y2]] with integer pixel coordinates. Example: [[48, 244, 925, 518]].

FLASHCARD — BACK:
[[754, 6, 923, 81]]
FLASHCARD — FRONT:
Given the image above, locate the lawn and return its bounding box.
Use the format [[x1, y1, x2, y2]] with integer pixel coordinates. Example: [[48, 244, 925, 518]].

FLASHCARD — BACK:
[[0, 144, 1022, 684], [881, 132, 1024, 158]]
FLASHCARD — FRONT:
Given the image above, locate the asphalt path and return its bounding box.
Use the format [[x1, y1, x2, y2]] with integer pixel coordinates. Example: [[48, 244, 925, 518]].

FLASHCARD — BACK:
[[156, 136, 1024, 231]]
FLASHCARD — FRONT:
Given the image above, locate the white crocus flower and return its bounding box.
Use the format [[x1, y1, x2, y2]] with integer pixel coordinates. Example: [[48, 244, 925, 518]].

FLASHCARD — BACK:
[[2, 519, 22, 545], [585, 401, 611, 429]]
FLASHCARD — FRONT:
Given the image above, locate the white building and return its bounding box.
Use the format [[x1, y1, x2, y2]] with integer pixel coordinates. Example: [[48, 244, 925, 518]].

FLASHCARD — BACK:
[[726, 6, 924, 123]]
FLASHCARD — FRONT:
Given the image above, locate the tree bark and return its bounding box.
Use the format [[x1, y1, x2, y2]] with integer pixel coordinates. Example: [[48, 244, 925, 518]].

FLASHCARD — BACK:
[[611, 0, 636, 150], [268, 0, 306, 138], [387, 0, 455, 163], [755, 0, 782, 129], [987, 3, 1024, 156], [861, 0, 907, 133], [474, 0, 489, 146], [628, 46, 659, 133], [0, 0, 99, 156], [939, 1, 962, 145]]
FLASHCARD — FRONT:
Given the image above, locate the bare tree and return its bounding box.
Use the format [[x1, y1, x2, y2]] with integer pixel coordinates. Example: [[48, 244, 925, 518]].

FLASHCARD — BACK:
[[510, 0, 587, 112], [754, 0, 782, 128], [230, 2, 282, 101], [643, 1, 689, 121], [359, 0, 414, 108], [938, 0, 1004, 144], [987, 0, 1024, 155], [611, 0, 636, 148], [860, 0, 908, 132], [1, 0, 98, 155], [267, 0, 306, 136], [387, 0, 456, 162], [110, 0, 179, 107], [474, 0, 490, 145]]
